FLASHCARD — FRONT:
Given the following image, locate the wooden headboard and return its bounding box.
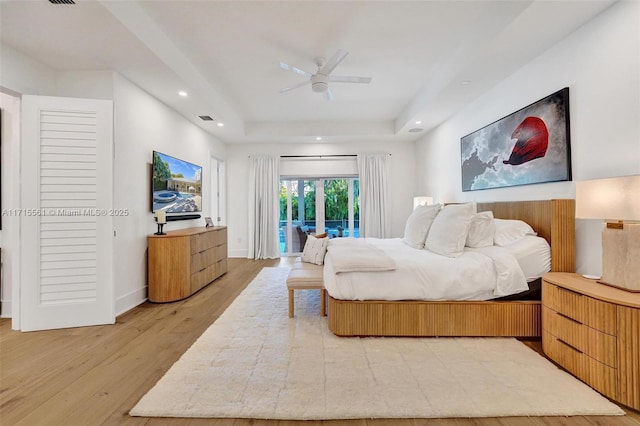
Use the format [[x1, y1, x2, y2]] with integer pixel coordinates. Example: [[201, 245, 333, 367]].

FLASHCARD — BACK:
[[476, 199, 575, 273]]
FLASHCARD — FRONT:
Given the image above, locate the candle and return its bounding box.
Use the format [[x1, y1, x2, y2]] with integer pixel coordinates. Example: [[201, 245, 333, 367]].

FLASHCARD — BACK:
[[156, 210, 166, 224]]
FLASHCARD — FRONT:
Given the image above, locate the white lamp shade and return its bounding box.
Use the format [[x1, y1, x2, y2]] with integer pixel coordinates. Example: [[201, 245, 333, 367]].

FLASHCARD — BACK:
[[576, 175, 640, 221], [413, 196, 434, 210]]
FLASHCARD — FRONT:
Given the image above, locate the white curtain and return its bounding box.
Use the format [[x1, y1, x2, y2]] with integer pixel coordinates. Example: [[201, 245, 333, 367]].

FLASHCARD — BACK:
[[357, 153, 390, 238], [248, 156, 281, 259]]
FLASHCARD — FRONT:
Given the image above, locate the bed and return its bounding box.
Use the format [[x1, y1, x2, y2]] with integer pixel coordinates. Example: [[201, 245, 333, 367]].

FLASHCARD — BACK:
[[326, 199, 575, 337]]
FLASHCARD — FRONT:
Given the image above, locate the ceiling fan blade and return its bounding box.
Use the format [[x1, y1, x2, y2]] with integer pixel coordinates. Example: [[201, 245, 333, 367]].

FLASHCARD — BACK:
[[279, 80, 311, 93], [279, 62, 313, 78], [319, 49, 348, 76], [328, 75, 372, 84], [324, 88, 334, 101]]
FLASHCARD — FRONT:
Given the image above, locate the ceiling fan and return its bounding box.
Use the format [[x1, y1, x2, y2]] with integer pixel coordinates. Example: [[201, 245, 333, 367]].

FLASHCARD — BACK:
[[278, 49, 372, 100]]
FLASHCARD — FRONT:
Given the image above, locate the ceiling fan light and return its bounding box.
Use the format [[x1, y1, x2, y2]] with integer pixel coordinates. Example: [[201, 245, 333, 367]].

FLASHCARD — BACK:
[[311, 74, 328, 92], [312, 82, 328, 93]]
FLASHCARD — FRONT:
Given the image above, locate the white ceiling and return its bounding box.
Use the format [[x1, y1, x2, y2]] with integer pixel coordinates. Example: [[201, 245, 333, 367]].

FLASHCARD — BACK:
[[0, 0, 616, 145]]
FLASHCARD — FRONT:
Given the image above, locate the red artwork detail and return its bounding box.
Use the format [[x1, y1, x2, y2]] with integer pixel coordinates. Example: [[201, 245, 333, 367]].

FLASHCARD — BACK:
[[503, 116, 549, 165]]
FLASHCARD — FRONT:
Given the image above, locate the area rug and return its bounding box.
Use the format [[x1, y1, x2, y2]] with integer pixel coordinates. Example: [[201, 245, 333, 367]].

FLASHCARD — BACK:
[[130, 267, 624, 419]]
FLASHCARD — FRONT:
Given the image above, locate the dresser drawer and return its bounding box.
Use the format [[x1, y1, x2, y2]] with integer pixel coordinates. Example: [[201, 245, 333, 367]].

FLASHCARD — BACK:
[[542, 306, 617, 367], [215, 244, 227, 262], [191, 232, 214, 254], [190, 265, 213, 293], [191, 248, 211, 272], [543, 281, 617, 335], [190, 228, 226, 254], [543, 332, 617, 400], [190, 258, 228, 294]]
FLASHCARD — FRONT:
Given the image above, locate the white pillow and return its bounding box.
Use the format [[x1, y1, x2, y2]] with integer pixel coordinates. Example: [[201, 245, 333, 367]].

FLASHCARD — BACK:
[[403, 204, 442, 249], [493, 219, 537, 246], [466, 211, 495, 248], [425, 203, 476, 257], [301, 235, 329, 265]]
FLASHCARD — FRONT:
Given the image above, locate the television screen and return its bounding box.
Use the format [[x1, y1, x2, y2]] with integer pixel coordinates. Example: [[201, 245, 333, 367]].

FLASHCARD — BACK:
[[152, 151, 203, 214]]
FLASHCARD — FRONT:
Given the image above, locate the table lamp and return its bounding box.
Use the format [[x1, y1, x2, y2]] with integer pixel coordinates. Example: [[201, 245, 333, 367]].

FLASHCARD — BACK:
[[413, 196, 434, 210], [576, 175, 640, 292], [155, 210, 167, 235]]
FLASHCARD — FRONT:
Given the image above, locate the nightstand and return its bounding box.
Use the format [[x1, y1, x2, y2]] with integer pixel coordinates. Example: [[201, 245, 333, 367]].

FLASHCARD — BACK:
[[542, 272, 640, 411]]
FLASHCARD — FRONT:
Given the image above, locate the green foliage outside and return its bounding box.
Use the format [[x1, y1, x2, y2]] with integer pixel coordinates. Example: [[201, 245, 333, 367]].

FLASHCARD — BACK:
[[152, 152, 172, 191], [279, 179, 359, 222], [324, 179, 359, 221], [153, 153, 188, 191]]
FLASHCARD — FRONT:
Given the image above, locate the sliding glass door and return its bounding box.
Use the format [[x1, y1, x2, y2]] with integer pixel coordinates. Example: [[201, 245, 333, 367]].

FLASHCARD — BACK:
[[280, 177, 359, 255], [324, 178, 359, 238], [280, 179, 316, 254]]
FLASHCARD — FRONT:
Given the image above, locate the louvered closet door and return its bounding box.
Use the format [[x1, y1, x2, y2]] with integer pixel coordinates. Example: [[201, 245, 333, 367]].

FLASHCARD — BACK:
[[20, 95, 114, 331]]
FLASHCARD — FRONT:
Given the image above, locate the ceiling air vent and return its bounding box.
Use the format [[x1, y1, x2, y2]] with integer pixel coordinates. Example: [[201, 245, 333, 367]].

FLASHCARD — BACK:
[[198, 115, 214, 121], [49, 0, 76, 4]]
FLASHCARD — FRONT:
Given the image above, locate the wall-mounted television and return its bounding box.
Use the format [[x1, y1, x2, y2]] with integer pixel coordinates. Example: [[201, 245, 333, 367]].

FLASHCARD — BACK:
[[152, 151, 202, 220]]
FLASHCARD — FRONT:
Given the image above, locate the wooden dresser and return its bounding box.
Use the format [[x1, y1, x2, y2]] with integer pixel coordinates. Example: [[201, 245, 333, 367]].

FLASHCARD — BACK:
[[148, 226, 227, 302], [542, 272, 640, 410]]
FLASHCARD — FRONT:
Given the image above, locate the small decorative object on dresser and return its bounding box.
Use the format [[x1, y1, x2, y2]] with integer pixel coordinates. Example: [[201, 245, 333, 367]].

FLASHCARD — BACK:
[[204, 216, 214, 227], [148, 226, 227, 302], [154, 210, 167, 235], [542, 272, 640, 411]]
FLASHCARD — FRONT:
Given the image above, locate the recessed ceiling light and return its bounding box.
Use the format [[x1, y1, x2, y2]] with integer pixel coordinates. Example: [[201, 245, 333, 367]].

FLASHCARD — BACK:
[[461, 80, 471, 86], [415, 120, 422, 125], [217, 122, 224, 127], [178, 91, 188, 97], [316, 136, 322, 141]]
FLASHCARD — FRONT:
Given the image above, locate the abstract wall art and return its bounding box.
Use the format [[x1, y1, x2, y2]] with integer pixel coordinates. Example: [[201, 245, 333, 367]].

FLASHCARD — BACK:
[[461, 88, 572, 191]]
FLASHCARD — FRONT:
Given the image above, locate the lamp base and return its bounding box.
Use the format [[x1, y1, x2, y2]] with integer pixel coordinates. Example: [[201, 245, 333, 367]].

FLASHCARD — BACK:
[[601, 222, 640, 292]]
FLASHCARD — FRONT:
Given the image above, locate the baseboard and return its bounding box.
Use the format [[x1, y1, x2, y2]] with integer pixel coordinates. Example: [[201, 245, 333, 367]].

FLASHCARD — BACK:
[[116, 286, 148, 317], [228, 249, 248, 258], [1, 290, 148, 319]]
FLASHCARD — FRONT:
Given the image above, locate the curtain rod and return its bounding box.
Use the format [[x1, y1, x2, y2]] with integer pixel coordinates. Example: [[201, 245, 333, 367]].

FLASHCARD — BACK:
[[248, 154, 391, 158], [280, 154, 355, 158], [280, 154, 391, 158]]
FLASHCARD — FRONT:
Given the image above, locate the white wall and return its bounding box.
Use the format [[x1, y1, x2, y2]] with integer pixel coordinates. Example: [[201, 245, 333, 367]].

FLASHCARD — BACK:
[[415, 1, 640, 276], [0, 44, 227, 319], [0, 92, 22, 317], [57, 71, 114, 100], [226, 141, 416, 258], [0, 44, 57, 95]]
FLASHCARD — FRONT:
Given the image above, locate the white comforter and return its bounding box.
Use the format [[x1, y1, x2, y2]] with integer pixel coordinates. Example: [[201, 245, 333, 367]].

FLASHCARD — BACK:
[[323, 238, 529, 301]]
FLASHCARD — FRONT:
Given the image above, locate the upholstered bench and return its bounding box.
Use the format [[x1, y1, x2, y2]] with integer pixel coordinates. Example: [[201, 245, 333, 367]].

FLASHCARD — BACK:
[[286, 257, 326, 318]]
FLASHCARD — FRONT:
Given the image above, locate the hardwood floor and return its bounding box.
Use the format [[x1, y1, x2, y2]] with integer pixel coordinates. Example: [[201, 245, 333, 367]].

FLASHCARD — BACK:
[[1, 257, 638, 426]]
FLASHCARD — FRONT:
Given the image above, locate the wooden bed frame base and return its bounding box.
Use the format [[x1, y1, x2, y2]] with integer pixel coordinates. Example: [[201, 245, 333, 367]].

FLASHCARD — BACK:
[[328, 298, 541, 337], [327, 199, 575, 337]]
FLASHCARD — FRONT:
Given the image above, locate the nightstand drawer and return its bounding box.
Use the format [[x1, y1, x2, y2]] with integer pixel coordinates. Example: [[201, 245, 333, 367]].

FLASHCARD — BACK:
[[542, 281, 617, 335], [543, 332, 617, 399], [542, 306, 617, 368]]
